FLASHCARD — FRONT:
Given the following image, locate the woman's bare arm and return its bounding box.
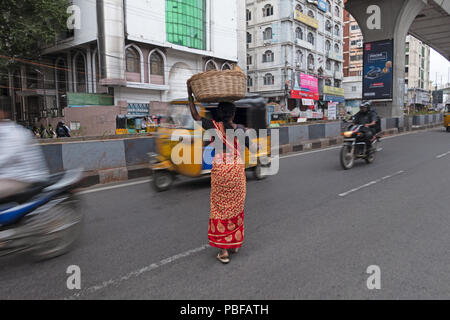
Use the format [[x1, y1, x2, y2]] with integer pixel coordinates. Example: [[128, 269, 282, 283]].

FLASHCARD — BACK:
[[187, 84, 201, 121]]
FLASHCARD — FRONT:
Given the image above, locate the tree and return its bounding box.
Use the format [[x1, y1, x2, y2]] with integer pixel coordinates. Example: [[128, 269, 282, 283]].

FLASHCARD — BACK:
[[0, 0, 70, 68]]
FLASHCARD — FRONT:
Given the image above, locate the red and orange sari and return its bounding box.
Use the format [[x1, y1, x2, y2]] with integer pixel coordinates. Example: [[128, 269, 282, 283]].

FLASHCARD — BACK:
[[208, 121, 246, 249]]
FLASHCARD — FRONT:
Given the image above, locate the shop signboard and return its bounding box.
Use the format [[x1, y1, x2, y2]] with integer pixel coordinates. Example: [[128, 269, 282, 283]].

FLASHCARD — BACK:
[[328, 102, 337, 120], [294, 10, 319, 29], [323, 85, 345, 97], [324, 95, 345, 103], [300, 73, 319, 100], [317, 0, 328, 12], [362, 39, 394, 100]]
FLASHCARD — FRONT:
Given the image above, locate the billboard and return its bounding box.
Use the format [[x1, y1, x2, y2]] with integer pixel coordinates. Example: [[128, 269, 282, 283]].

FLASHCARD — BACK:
[[291, 73, 319, 100], [294, 10, 318, 29], [362, 39, 394, 100]]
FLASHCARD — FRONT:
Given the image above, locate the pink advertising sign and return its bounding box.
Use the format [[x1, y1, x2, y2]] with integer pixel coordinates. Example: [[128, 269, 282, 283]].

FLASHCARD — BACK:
[[300, 73, 319, 100]]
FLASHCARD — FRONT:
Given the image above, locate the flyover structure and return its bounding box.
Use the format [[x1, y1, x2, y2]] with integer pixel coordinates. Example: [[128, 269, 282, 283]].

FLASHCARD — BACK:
[[345, 0, 450, 118]]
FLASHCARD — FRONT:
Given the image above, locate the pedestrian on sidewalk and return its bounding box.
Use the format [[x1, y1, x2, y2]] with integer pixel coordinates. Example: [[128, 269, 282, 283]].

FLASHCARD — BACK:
[[188, 84, 247, 264]]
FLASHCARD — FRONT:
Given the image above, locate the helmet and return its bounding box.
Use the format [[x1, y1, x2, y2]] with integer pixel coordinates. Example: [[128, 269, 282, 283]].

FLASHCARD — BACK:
[[360, 101, 372, 112], [360, 101, 372, 108]]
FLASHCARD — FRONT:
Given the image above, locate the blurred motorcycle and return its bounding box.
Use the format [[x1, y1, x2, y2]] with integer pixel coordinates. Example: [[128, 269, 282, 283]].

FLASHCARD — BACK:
[[0, 169, 84, 261]]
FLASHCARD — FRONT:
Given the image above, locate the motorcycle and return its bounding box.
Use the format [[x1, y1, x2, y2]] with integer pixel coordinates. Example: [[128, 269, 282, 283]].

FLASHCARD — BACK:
[[340, 122, 381, 170], [0, 169, 84, 261]]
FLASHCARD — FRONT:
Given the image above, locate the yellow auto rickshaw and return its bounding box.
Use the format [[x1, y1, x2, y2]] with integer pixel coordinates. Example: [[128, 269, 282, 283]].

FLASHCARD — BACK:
[[444, 104, 450, 132], [149, 95, 272, 191], [270, 112, 290, 127], [116, 115, 158, 135]]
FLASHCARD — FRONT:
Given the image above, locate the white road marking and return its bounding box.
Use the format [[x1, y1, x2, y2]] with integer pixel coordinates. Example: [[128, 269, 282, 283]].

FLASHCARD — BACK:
[[338, 170, 405, 197], [78, 179, 152, 195], [66, 244, 210, 300], [436, 151, 450, 159], [279, 146, 341, 159]]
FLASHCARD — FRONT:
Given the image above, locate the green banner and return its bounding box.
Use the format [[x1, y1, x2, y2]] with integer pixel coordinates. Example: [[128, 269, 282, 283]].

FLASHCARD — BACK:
[[67, 93, 114, 106]]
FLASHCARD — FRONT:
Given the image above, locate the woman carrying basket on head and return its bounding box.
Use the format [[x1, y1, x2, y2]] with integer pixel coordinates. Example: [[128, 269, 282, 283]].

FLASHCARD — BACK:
[[188, 84, 248, 264]]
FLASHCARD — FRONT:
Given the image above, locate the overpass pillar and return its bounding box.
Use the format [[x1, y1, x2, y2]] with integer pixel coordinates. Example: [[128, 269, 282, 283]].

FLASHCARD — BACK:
[[345, 0, 427, 118]]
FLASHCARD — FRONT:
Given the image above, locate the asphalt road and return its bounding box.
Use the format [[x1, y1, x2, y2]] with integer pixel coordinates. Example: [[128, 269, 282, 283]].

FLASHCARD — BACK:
[[1, 128, 449, 300]]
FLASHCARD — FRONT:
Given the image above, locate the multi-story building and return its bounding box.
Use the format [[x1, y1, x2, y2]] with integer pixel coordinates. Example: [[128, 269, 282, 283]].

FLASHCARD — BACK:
[[404, 35, 431, 108], [342, 9, 362, 112], [2, 0, 245, 136], [246, 0, 345, 114], [343, 11, 431, 113]]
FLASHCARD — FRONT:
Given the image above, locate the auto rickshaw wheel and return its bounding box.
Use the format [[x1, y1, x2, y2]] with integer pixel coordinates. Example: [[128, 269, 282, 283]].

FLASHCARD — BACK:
[[152, 170, 174, 192], [446, 126, 450, 132], [253, 163, 267, 180]]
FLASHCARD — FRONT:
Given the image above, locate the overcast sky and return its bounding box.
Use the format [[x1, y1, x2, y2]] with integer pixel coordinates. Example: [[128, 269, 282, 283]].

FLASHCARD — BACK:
[[430, 49, 450, 88]]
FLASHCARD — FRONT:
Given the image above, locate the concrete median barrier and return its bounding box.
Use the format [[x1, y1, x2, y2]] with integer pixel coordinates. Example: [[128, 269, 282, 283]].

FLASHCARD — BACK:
[[38, 115, 443, 187]]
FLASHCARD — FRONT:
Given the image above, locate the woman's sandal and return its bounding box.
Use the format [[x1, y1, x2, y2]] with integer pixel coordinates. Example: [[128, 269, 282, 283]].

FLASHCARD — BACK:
[[216, 252, 230, 264]]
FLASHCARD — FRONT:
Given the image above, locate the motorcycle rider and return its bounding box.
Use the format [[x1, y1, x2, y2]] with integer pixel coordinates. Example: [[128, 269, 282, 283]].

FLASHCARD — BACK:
[[0, 109, 50, 199], [352, 101, 379, 152]]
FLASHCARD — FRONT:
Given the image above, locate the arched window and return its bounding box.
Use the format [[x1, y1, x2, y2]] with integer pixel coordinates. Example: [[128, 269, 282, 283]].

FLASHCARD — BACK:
[[247, 32, 252, 43], [222, 63, 232, 70], [56, 58, 67, 91], [263, 27, 273, 40], [263, 4, 273, 17], [307, 10, 314, 18], [150, 51, 164, 76], [264, 73, 274, 85], [74, 53, 86, 93], [327, 1, 331, 13], [263, 50, 274, 63], [326, 59, 331, 70], [126, 47, 140, 73], [325, 40, 331, 52], [56, 58, 67, 111], [247, 54, 252, 65], [307, 54, 315, 68], [295, 50, 303, 66], [334, 43, 340, 53], [247, 76, 253, 87], [307, 32, 314, 45], [325, 79, 332, 86], [246, 9, 251, 21], [295, 4, 303, 12], [205, 60, 217, 71], [325, 20, 332, 32], [334, 6, 340, 17], [334, 24, 340, 36], [334, 61, 340, 71], [295, 27, 303, 40]]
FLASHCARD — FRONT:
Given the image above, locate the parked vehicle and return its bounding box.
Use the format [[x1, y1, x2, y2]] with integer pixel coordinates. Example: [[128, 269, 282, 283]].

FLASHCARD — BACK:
[[444, 104, 450, 132], [0, 169, 84, 260], [270, 112, 290, 127], [116, 115, 157, 135], [340, 122, 381, 170], [149, 95, 272, 191]]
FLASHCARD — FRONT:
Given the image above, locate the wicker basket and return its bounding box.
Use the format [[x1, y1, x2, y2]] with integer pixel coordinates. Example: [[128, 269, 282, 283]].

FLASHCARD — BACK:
[[187, 68, 247, 103]]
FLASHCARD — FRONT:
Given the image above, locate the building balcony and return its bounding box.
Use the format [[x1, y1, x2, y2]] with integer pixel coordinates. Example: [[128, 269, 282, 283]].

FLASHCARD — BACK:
[[334, 71, 343, 80], [324, 68, 333, 77], [296, 38, 314, 51], [326, 51, 344, 62]]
